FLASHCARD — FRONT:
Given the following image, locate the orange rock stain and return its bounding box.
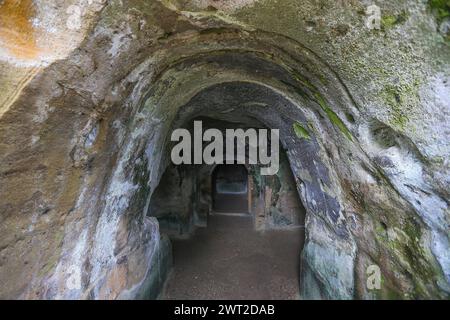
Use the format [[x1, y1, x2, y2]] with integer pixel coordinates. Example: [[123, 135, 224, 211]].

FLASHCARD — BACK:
[[0, 0, 40, 60]]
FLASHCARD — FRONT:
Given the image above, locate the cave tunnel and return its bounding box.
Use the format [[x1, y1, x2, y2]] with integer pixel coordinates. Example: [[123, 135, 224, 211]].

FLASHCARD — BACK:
[[146, 112, 307, 299], [0, 0, 449, 301]]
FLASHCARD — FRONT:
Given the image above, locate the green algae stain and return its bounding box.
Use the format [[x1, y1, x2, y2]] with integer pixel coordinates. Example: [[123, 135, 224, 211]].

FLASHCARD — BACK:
[[381, 81, 421, 131], [290, 71, 318, 91], [429, 0, 450, 23], [372, 215, 445, 298], [293, 122, 311, 140], [38, 229, 65, 277], [381, 11, 409, 30], [381, 15, 398, 29], [314, 93, 353, 141]]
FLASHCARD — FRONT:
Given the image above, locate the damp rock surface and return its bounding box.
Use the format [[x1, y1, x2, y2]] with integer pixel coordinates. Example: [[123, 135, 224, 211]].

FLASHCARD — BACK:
[[0, 0, 448, 299]]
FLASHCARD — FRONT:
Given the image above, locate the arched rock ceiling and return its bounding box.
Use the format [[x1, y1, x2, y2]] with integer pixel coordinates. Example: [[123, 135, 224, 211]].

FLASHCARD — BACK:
[[0, 0, 448, 300]]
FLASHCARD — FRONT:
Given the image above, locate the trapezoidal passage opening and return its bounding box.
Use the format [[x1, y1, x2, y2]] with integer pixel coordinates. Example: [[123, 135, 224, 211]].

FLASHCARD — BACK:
[[212, 164, 249, 214]]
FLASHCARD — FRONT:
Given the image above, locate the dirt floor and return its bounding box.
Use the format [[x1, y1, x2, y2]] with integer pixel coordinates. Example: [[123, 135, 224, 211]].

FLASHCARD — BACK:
[[161, 213, 305, 300]]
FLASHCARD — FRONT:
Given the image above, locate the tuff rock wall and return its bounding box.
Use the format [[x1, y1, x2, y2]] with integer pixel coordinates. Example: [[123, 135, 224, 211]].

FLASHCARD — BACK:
[[0, 0, 449, 299]]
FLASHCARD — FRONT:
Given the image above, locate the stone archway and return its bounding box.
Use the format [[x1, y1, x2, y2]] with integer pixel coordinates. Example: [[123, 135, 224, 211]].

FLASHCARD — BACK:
[[0, 0, 448, 300]]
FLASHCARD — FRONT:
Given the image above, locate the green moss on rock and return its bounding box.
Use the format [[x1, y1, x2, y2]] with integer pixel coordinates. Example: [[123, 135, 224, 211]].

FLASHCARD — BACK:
[[314, 93, 353, 141], [293, 121, 311, 140], [428, 0, 450, 23], [381, 11, 409, 30], [380, 81, 421, 131]]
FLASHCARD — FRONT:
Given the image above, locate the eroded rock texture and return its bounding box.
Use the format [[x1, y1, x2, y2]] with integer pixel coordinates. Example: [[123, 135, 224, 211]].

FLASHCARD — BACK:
[[0, 0, 449, 299]]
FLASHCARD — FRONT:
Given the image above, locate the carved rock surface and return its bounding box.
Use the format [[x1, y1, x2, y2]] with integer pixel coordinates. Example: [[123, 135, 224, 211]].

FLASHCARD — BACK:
[[0, 0, 448, 299]]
